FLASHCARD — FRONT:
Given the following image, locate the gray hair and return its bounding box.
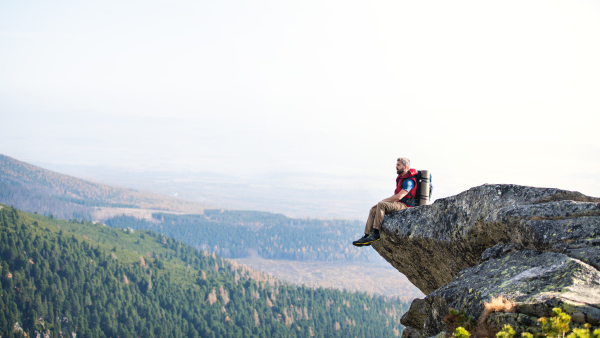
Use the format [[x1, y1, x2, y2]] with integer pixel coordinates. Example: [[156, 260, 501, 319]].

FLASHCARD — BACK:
[[397, 157, 410, 168]]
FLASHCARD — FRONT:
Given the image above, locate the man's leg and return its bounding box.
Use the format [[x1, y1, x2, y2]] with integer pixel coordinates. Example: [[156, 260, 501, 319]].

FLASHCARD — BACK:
[[363, 206, 377, 235], [354, 202, 407, 246], [353, 207, 377, 247], [372, 201, 407, 231]]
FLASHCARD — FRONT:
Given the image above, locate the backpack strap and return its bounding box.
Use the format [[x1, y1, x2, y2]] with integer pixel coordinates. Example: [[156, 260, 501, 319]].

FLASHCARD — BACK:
[[400, 197, 416, 207]]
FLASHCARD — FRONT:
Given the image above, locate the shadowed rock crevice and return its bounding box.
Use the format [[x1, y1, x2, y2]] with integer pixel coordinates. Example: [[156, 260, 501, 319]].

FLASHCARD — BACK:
[[375, 184, 600, 338]]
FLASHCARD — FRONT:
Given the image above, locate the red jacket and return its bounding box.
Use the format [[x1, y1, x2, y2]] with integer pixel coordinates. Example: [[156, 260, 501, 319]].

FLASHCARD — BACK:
[[395, 168, 418, 207]]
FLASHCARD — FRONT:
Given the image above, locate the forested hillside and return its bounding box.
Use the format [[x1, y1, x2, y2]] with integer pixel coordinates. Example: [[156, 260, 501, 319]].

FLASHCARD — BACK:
[[0, 154, 204, 220], [0, 205, 408, 337], [0, 154, 387, 263], [105, 210, 382, 263]]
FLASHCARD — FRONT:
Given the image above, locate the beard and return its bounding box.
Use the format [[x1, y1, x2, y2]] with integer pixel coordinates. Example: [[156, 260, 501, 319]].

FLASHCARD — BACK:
[[397, 168, 404, 175]]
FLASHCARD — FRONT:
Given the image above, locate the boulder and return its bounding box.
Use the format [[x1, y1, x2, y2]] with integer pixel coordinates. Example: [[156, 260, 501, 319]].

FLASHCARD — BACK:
[[373, 184, 600, 294], [400, 298, 430, 333], [402, 326, 423, 338], [372, 184, 600, 336], [422, 249, 600, 336]]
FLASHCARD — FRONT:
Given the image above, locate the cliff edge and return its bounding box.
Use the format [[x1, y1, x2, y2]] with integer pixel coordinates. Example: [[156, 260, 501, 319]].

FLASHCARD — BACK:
[[372, 184, 600, 337]]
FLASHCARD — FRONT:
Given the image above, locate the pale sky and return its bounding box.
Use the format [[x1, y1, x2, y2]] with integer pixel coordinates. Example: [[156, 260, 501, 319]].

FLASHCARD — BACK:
[[1, 0, 600, 214]]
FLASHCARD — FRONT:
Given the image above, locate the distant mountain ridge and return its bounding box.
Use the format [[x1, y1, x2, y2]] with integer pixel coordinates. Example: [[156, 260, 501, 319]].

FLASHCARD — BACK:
[[0, 154, 204, 219]]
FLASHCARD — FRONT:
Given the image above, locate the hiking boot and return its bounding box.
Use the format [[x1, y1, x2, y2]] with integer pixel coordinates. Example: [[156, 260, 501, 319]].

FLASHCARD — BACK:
[[353, 230, 380, 246], [364, 230, 380, 244], [352, 234, 371, 247]]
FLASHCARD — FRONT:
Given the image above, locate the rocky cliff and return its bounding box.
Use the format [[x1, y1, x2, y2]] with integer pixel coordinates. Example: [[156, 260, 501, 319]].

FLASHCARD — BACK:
[[372, 184, 600, 337]]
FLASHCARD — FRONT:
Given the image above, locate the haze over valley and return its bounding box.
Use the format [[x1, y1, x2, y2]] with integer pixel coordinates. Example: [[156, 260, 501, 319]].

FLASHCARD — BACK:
[[32, 160, 390, 220], [0, 154, 422, 300]]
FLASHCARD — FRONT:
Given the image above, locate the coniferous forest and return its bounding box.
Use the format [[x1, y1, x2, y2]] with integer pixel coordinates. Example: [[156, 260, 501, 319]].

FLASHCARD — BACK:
[[105, 210, 381, 264], [0, 204, 408, 337]]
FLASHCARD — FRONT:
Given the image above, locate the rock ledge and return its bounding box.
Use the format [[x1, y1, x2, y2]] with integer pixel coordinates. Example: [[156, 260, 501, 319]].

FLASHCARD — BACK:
[[373, 184, 600, 337]]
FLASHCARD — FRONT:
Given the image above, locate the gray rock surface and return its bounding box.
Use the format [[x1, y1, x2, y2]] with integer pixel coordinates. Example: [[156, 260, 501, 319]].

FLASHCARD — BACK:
[[401, 326, 423, 338], [373, 184, 600, 336], [373, 184, 600, 294], [479, 243, 523, 263], [422, 250, 600, 336], [400, 298, 430, 333]]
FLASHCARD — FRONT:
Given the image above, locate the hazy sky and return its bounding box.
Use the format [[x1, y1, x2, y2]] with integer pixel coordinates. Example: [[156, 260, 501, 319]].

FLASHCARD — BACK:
[[2, 0, 600, 209]]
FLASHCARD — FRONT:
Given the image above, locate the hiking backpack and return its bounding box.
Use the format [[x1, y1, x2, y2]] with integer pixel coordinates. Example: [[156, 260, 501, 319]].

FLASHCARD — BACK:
[[415, 170, 433, 206]]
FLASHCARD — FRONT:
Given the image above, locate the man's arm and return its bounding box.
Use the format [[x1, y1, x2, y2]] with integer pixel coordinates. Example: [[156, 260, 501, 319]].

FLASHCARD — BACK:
[[381, 190, 409, 203]]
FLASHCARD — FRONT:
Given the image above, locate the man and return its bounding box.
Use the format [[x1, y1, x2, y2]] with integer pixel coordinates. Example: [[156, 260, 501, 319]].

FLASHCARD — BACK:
[[352, 157, 418, 246]]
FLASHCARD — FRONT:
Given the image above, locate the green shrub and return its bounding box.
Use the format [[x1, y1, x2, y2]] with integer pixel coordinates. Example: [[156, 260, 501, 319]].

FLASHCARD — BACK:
[[445, 308, 477, 333], [497, 325, 516, 338], [539, 308, 571, 338], [452, 307, 598, 338], [454, 327, 472, 338], [565, 324, 600, 338]]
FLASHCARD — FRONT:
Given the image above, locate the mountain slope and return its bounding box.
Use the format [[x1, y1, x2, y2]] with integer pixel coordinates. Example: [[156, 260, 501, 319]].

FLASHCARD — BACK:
[[0, 154, 204, 220], [0, 205, 409, 338]]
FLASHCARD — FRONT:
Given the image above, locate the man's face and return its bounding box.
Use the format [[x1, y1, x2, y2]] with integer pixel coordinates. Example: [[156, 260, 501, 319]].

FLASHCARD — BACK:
[[396, 160, 405, 175]]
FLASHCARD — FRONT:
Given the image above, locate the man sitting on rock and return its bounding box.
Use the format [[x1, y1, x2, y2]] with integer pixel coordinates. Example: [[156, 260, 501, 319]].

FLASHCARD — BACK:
[[353, 157, 418, 246]]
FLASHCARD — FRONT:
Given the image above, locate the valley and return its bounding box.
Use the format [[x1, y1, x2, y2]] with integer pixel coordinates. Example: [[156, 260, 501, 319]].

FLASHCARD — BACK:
[[231, 258, 423, 300], [0, 154, 419, 314]]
